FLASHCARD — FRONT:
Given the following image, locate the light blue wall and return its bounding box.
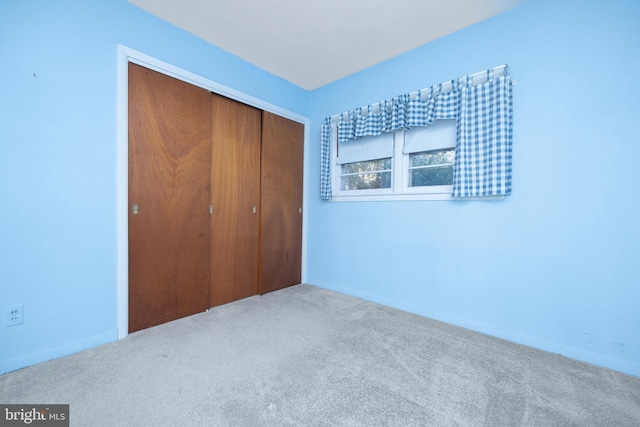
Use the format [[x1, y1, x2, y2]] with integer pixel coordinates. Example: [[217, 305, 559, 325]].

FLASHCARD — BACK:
[[0, 0, 308, 374], [307, 0, 640, 377]]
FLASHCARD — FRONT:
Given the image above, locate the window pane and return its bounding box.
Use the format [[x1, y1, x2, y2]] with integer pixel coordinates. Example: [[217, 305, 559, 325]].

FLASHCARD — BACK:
[[342, 171, 391, 190], [409, 166, 453, 187], [341, 158, 392, 190], [410, 149, 455, 167], [343, 158, 391, 174]]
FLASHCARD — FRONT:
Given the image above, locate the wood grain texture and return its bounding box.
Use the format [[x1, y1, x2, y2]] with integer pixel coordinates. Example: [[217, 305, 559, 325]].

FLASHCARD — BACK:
[[210, 94, 261, 306], [259, 111, 304, 294], [128, 63, 211, 332]]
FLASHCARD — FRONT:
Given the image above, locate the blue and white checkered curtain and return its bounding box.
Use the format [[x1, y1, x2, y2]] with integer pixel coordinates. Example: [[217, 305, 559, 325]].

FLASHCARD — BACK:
[[320, 66, 513, 200], [452, 69, 513, 197], [320, 117, 333, 200]]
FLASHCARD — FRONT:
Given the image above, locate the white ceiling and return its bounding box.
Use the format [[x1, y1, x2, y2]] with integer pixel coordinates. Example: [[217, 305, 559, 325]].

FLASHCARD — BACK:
[[129, 0, 528, 90]]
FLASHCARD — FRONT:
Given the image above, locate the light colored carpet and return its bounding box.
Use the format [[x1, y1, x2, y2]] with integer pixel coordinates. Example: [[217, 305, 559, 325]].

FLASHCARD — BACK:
[[1, 284, 639, 426]]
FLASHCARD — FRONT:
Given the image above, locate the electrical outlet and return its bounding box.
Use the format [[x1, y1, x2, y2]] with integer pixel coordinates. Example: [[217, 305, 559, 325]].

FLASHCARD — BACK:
[[6, 304, 23, 326]]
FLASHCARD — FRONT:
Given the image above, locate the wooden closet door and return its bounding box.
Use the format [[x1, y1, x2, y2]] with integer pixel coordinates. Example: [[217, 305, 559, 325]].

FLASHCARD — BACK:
[[128, 63, 211, 332], [259, 112, 304, 294], [210, 94, 261, 306]]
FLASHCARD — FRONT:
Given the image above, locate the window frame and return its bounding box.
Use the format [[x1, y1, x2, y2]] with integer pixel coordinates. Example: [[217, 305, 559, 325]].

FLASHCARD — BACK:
[[330, 125, 457, 201]]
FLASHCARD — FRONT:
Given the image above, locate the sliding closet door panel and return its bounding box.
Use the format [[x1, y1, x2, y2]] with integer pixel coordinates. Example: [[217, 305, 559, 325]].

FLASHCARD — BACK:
[[128, 63, 211, 332], [210, 94, 261, 306], [260, 112, 304, 294]]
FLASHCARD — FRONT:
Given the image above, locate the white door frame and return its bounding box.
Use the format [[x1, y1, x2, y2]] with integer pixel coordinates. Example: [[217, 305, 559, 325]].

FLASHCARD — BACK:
[[116, 45, 310, 339]]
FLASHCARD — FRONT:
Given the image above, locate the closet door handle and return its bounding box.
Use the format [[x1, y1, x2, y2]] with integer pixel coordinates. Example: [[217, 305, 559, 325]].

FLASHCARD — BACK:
[[132, 204, 139, 215], [210, 205, 214, 215]]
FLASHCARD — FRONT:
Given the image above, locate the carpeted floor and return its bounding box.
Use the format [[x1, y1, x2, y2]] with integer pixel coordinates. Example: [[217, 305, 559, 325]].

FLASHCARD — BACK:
[[1, 284, 639, 426]]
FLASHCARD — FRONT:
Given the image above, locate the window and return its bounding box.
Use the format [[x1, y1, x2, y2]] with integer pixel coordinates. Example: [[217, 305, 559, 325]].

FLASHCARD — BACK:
[[320, 65, 513, 201], [331, 120, 457, 200]]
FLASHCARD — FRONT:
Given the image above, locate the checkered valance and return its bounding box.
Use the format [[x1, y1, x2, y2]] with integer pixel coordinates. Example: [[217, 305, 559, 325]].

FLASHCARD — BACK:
[[320, 66, 513, 200]]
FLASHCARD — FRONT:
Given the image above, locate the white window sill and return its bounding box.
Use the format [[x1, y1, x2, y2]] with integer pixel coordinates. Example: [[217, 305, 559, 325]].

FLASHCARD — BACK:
[[329, 192, 504, 202]]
